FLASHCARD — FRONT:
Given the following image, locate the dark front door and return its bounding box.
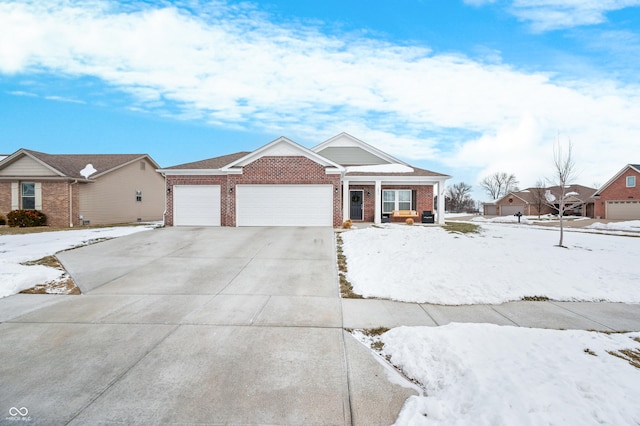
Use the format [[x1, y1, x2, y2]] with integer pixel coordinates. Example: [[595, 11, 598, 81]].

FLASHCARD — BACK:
[[349, 190, 363, 220]]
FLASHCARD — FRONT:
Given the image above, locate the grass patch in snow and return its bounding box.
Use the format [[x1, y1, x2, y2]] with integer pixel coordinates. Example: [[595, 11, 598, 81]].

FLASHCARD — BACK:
[[19, 255, 81, 295], [336, 232, 363, 299], [608, 339, 640, 369], [442, 222, 481, 234], [521, 295, 550, 301]]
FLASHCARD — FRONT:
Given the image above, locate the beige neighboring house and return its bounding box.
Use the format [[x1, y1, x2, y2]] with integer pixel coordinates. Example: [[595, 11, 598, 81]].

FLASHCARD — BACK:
[[0, 149, 165, 227], [483, 185, 596, 217]]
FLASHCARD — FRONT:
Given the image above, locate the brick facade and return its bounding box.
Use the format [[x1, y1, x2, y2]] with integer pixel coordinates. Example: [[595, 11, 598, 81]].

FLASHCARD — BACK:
[[165, 156, 342, 227], [346, 184, 434, 222], [0, 180, 80, 227], [594, 166, 640, 219]]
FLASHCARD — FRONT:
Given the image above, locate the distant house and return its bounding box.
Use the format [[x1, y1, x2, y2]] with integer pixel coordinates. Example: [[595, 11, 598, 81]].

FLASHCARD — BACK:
[[593, 164, 640, 220], [158, 133, 450, 227], [484, 185, 597, 217], [0, 149, 165, 227]]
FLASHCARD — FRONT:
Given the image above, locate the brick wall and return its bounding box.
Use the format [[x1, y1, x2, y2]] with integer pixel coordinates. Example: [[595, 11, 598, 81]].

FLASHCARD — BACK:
[[41, 181, 72, 227], [594, 167, 640, 218], [0, 182, 10, 222], [165, 156, 342, 227], [346, 184, 434, 222]]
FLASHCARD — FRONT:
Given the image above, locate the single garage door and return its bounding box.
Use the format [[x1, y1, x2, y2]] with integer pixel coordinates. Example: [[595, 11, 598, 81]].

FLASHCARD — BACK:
[[173, 185, 221, 226], [500, 205, 525, 216], [607, 200, 640, 220], [236, 184, 333, 226]]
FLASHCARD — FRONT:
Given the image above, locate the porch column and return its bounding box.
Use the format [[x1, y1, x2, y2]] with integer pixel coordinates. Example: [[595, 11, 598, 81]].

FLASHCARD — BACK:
[[342, 180, 350, 222], [437, 181, 446, 225], [374, 180, 382, 224]]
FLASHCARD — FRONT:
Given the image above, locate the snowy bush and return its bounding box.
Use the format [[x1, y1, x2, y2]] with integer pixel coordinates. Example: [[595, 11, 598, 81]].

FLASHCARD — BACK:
[[7, 210, 47, 227]]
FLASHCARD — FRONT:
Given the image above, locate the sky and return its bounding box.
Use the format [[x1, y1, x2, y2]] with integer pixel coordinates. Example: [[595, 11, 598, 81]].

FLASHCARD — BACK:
[[1, 0, 640, 201]]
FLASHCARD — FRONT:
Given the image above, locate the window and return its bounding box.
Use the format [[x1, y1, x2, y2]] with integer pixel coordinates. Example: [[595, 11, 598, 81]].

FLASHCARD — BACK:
[[136, 190, 142, 202], [627, 176, 636, 187], [382, 189, 412, 213], [21, 182, 35, 209]]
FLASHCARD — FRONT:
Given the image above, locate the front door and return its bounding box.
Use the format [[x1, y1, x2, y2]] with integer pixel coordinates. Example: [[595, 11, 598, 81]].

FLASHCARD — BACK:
[[349, 190, 363, 221]]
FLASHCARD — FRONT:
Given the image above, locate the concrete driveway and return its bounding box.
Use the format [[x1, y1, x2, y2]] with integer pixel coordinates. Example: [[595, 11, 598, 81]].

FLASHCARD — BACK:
[[0, 227, 416, 425]]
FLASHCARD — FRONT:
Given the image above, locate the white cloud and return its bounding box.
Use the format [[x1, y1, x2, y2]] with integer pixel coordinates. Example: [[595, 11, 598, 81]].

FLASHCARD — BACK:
[[509, 0, 640, 31], [0, 0, 639, 197]]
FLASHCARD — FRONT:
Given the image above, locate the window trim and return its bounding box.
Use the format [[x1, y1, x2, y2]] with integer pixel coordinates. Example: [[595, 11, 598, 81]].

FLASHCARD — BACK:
[[626, 176, 636, 188], [382, 189, 413, 213], [21, 182, 36, 210]]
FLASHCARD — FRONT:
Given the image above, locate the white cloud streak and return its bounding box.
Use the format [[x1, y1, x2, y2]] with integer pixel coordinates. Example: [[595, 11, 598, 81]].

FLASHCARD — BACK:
[[508, 0, 640, 32], [0, 0, 639, 193]]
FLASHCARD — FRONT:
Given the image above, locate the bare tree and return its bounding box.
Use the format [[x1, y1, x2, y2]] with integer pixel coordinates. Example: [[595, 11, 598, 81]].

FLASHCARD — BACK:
[[446, 182, 475, 213], [480, 172, 519, 199], [529, 179, 547, 219], [546, 140, 579, 247]]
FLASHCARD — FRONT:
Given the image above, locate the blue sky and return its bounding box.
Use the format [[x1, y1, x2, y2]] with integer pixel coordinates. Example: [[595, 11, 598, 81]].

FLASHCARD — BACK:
[[2, 0, 640, 201]]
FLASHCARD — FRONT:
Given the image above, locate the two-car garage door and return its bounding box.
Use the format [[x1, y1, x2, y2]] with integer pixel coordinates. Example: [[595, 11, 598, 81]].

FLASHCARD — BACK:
[[173, 184, 333, 226], [236, 184, 333, 226], [607, 200, 640, 220]]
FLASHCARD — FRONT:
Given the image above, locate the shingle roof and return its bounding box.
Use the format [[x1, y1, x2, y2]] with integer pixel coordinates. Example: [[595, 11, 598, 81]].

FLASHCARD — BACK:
[[23, 150, 155, 179], [164, 152, 251, 169], [345, 166, 449, 177]]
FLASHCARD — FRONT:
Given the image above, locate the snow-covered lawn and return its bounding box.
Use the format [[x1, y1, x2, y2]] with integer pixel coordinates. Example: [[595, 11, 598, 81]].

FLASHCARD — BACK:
[[341, 222, 640, 304], [369, 324, 640, 425], [0, 225, 157, 298], [343, 222, 640, 425]]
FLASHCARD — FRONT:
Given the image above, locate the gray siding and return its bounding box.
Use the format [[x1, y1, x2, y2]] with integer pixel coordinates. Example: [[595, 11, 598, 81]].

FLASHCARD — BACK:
[[316, 147, 390, 166]]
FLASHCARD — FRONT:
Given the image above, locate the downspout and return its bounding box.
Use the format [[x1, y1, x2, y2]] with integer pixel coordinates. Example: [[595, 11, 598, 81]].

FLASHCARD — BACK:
[[69, 180, 78, 227], [162, 173, 167, 227]]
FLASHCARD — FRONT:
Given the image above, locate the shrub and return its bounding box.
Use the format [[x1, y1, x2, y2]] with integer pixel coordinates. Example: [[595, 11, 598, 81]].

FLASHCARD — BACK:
[[7, 210, 47, 227], [405, 218, 414, 225], [0, 214, 5, 226], [342, 219, 353, 229]]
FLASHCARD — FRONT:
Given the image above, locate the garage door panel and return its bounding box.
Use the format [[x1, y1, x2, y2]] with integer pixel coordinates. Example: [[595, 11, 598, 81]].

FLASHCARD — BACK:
[[500, 205, 525, 216], [236, 185, 332, 227], [174, 185, 221, 226], [607, 201, 640, 220]]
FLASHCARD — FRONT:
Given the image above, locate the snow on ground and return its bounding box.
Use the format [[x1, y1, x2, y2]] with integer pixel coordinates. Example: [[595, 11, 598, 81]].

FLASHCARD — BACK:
[[378, 324, 640, 426], [587, 220, 640, 232], [341, 222, 640, 304], [0, 225, 156, 298]]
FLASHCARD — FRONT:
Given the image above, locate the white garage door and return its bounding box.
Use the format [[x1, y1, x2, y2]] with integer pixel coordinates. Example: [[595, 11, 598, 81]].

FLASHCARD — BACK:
[[173, 185, 221, 226], [236, 184, 333, 226], [607, 200, 640, 220], [500, 205, 525, 216]]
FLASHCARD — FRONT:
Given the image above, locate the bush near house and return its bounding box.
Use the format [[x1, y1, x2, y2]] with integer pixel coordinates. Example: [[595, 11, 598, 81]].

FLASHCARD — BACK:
[[7, 210, 47, 227], [0, 214, 6, 225]]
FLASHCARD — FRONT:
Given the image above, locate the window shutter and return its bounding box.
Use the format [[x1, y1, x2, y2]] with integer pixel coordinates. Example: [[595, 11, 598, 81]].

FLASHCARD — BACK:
[[412, 190, 417, 210], [35, 182, 42, 210], [11, 182, 19, 210]]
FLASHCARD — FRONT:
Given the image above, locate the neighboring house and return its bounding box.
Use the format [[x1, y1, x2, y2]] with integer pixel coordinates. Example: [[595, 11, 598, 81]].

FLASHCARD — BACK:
[[488, 185, 596, 217], [0, 149, 165, 227], [158, 133, 450, 227], [593, 164, 640, 220]]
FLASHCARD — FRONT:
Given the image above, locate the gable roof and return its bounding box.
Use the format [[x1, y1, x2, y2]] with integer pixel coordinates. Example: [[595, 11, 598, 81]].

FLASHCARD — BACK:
[[0, 149, 159, 180], [312, 132, 408, 166], [593, 164, 640, 196], [222, 136, 343, 171]]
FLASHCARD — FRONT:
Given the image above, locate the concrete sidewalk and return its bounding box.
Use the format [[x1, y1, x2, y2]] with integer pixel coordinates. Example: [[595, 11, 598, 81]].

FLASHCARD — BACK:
[[342, 298, 640, 331]]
